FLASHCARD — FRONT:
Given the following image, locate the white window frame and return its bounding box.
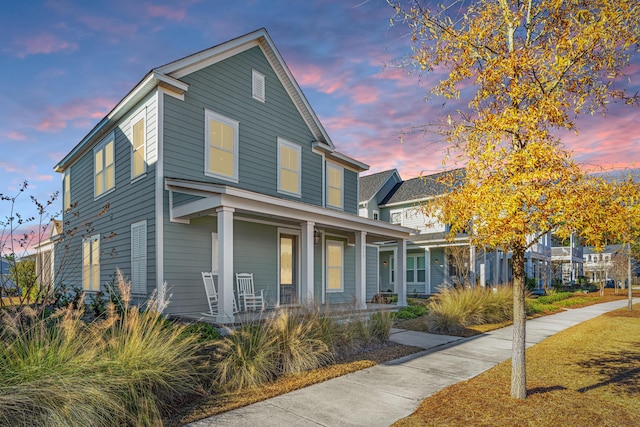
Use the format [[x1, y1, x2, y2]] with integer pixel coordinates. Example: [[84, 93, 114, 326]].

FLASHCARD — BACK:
[[277, 137, 302, 197], [94, 133, 115, 199], [204, 109, 239, 182], [82, 234, 100, 292], [326, 162, 343, 210], [372, 210, 379, 220], [391, 210, 402, 225], [130, 108, 146, 180], [131, 220, 147, 295], [252, 69, 265, 102], [326, 239, 344, 293], [406, 254, 426, 284], [63, 170, 70, 211]]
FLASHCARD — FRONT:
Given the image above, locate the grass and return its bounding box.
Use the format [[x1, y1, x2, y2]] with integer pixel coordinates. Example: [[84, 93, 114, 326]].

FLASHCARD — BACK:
[[393, 303, 640, 427]]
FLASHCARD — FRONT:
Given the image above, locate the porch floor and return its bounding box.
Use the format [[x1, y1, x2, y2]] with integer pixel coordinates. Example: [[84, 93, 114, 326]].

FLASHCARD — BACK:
[[169, 302, 399, 327]]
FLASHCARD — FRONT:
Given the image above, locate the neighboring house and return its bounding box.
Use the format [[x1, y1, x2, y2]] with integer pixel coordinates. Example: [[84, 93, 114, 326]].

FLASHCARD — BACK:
[[53, 29, 411, 323], [581, 244, 640, 285], [32, 219, 63, 292], [359, 169, 553, 294], [550, 234, 584, 285]]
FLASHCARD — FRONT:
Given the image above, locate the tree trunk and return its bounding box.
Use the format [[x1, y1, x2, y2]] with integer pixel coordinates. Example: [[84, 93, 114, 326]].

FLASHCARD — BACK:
[[511, 247, 527, 399]]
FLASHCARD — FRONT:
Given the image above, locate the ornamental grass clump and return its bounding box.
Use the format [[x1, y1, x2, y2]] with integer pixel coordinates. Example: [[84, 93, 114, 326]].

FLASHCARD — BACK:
[[0, 269, 206, 427], [427, 286, 514, 333]]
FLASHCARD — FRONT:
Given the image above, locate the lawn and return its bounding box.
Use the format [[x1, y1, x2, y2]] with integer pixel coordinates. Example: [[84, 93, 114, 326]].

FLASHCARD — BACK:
[[393, 303, 640, 427]]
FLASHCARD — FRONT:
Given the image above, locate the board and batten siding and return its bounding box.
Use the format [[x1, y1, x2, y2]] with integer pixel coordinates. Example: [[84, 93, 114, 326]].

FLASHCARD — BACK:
[[56, 93, 158, 298], [343, 169, 358, 215], [366, 245, 380, 300], [162, 46, 324, 207]]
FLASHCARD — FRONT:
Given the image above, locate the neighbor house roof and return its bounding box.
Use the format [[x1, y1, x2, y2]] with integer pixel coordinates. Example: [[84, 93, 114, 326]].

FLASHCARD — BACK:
[[55, 28, 366, 173], [381, 169, 465, 205], [359, 169, 399, 203]]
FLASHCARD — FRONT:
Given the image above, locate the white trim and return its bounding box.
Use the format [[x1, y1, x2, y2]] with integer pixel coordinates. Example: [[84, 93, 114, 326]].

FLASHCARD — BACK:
[[326, 162, 343, 210], [211, 232, 218, 273], [129, 107, 147, 180], [82, 234, 100, 292], [252, 69, 266, 102], [204, 109, 239, 183], [93, 132, 115, 199], [156, 88, 165, 307], [325, 239, 344, 293], [63, 169, 71, 211], [277, 137, 302, 197]]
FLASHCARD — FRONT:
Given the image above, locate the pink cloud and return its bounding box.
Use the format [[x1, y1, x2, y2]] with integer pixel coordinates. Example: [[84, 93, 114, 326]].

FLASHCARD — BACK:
[[76, 15, 137, 42], [13, 33, 78, 58], [146, 4, 187, 21], [4, 131, 28, 141], [351, 85, 380, 104], [290, 62, 349, 95], [34, 97, 115, 133]]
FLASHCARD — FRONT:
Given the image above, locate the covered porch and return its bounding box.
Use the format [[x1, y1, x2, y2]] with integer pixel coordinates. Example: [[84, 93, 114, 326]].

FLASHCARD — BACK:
[[165, 178, 411, 324]]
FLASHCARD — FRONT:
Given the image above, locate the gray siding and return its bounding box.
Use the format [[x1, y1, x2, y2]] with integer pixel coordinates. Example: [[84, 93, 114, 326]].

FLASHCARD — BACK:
[[366, 245, 379, 300], [163, 46, 324, 207], [430, 247, 447, 293], [56, 93, 158, 297], [326, 237, 355, 304], [343, 169, 358, 215]]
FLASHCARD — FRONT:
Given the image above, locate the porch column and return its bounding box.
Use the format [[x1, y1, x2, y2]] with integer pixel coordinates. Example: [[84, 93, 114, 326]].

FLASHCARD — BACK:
[[216, 207, 235, 324], [425, 248, 431, 294], [397, 239, 407, 307], [300, 221, 315, 305], [469, 245, 476, 287], [355, 231, 367, 309], [493, 248, 500, 286]]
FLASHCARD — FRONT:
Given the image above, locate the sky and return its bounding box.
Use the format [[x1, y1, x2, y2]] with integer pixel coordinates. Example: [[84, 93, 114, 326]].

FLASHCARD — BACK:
[[1, 0, 639, 233]]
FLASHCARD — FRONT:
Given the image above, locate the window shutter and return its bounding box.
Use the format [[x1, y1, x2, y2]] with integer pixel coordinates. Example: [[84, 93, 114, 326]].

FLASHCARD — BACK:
[[252, 69, 265, 102], [131, 221, 147, 294]]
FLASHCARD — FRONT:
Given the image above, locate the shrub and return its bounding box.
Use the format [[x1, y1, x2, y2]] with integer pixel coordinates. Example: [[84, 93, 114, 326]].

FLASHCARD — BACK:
[[183, 321, 223, 342], [536, 292, 573, 305], [0, 270, 205, 427], [394, 304, 428, 319], [365, 311, 393, 342]]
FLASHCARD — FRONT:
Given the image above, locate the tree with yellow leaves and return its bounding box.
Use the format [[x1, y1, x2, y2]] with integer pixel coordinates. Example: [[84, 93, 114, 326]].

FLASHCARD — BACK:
[[391, 0, 640, 399]]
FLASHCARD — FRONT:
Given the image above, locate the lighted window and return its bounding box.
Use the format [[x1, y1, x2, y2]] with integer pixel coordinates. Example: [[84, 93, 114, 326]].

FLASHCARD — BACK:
[[94, 134, 115, 198], [326, 163, 343, 209], [205, 110, 239, 182], [326, 240, 344, 292], [278, 138, 301, 196], [82, 234, 100, 292], [131, 110, 146, 179]]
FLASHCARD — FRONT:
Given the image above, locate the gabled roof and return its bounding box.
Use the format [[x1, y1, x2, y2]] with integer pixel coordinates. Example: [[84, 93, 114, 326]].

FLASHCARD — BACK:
[[55, 28, 362, 172], [381, 169, 464, 205], [582, 244, 625, 256], [359, 169, 400, 203]]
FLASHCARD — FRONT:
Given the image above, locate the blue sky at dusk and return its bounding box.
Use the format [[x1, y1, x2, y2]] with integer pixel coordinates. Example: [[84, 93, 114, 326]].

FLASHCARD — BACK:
[[1, 0, 638, 222]]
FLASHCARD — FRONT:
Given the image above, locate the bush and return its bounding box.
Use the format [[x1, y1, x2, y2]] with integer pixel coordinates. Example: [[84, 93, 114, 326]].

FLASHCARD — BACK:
[[183, 321, 223, 342], [394, 305, 428, 319], [0, 269, 205, 426], [535, 292, 573, 305], [426, 286, 514, 334]]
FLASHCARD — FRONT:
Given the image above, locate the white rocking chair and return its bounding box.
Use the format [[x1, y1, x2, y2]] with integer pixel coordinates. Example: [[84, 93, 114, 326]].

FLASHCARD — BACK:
[[235, 273, 266, 311], [201, 272, 238, 316]]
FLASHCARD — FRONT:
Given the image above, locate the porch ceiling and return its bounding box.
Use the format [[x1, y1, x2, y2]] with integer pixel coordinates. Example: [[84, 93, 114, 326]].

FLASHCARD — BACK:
[[165, 177, 412, 243]]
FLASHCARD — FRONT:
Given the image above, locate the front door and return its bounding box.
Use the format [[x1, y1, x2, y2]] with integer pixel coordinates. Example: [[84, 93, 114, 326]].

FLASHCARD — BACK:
[[279, 233, 298, 305]]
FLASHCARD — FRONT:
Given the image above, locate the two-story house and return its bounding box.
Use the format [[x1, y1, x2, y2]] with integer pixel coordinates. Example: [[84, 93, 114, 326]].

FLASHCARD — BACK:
[[54, 29, 411, 323], [360, 169, 553, 294]]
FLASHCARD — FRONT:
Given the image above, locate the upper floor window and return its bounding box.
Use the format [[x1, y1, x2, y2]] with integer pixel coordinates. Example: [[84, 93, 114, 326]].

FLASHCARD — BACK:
[[391, 211, 402, 224], [131, 109, 146, 179], [63, 170, 71, 211], [278, 138, 301, 196], [373, 211, 379, 220], [94, 134, 115, 198], [252, 69, 265, 102], [205, 110, 239, 182], [326, 163, 343, 209]]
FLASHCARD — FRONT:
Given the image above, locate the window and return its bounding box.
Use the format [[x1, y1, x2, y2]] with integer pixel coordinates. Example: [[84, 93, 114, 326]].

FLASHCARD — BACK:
[[131, 110, 146, 179], [82, 234, 100, 291], [326, 163, 343, 209], [205, 110, 239, 182], [252, 69, 265, 102], [63, 170, 70, 211], [372, 211, 379, 220], [94, 134, 115, 198], [391, 211, 402, 224], [406, 255, 426, 283], [326, 240, 344, 292], [278, 138, 301, 196], [131, 220, 147, 295]]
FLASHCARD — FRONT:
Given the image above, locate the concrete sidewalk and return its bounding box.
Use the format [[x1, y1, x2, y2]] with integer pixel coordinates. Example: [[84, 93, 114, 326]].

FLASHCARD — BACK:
[[188, 299, 636, 427]]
